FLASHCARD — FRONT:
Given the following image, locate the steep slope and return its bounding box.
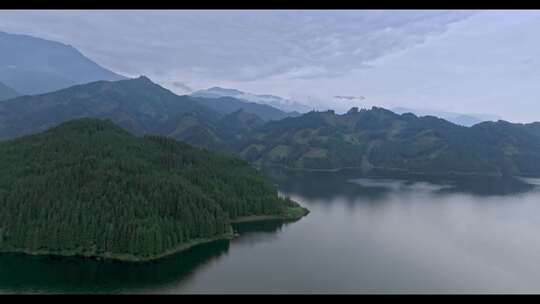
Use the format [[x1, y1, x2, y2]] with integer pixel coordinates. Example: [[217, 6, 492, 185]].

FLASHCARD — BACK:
[[217, 110, 266, 141], [0, 76, 228, 150], [0, 82, 19, 101], [237, 107, 540, 177], [0, 31, 125, 95], [191, 96, 298, 121], [0, 118, 308, 262]]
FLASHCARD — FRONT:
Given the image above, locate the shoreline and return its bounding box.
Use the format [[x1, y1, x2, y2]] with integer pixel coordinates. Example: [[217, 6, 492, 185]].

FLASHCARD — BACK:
[[0, 206, 309, 264], [231, 215, 291, 223], [0, 232, 234, 264], [261, 163, 506, 178], [231, 209, 309, 224]]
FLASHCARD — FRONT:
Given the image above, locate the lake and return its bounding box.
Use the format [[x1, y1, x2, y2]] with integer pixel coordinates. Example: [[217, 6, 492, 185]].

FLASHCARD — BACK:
[[2, 169, 540, 294]]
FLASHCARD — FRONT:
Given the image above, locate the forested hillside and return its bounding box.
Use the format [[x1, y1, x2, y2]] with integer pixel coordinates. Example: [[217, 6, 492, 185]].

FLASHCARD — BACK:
[[3, 75, 540, 178], [0, 118, 307, 261], [236, 107, 540, 177], [0, 76, 271, 153], [0, 76, 228, 150]]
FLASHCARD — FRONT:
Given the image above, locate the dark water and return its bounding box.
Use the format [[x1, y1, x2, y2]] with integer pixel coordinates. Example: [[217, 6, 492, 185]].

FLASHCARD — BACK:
[[2, 170, 540, 294]]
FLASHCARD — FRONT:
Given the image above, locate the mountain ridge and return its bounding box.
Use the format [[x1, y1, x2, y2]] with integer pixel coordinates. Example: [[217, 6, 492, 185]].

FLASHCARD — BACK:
[[391, 106, 500, 127], [235, 106, 540, 177], [0, 81, 19, 101], [192, 86, 311, 114], [0, 31, 126, 95], [2, 76, 540, 178], [0, 76, 222, 145], [190, 95, 299, 121]]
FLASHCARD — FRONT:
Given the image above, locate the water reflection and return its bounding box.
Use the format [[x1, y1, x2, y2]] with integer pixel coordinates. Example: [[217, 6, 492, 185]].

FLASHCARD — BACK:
[[265, 166, 538, 202], [231, 220, 295, 247], [0, 241, 230, 294], [266, 168, 392, 202], [0, 218, 294, 294], [3, 167, 540, 293]]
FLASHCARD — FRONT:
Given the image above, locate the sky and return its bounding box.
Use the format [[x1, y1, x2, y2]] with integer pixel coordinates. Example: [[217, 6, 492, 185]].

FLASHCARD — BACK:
[[0, 10, 539, 122]]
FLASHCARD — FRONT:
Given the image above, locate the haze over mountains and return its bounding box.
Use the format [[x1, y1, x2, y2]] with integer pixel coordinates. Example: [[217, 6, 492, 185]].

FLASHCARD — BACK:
[[192, 87, 499, 127], [0, 31, 125, 95], [3, 12, 540, 291], [1, 74, 540, 178], [0, 82, 19, 101], [0, 29, 500, 127], [191, 96, 300, 121], [0, 76, 297, 152], [192, 87, 311, 114], [0, 76, 226, 148], [0, 30, 539, 178], [392, 107, 500, 127]]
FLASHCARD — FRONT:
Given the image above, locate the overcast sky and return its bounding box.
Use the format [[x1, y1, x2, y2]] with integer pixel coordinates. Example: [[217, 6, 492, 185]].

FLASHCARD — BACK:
[[1, 10, 539, 122]]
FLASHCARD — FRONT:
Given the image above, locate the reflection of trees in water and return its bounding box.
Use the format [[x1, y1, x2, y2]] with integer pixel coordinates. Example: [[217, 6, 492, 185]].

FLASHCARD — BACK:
[[435, 177, 536, 197], [0, 240, 230, 294], [3, 169, 535, 294], [264, 166, 538, 204], [231, 220, 293, 246], [0, 219, 300, 294], [265, 167, 393, 203]]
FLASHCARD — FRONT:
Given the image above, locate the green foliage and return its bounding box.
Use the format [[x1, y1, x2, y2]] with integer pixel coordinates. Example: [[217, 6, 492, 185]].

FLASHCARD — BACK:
[[0, 118, 300, 260]]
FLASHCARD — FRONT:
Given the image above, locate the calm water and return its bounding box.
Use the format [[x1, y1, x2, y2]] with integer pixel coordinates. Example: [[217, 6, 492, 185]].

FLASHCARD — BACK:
[[3, 169, 540, 293]]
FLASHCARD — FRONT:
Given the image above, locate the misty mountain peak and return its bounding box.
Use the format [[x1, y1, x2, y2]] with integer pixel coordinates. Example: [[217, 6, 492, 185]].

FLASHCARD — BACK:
[[134, 75, 154, 84], [0, 30, 126, 95], [207, 87, 244, 95]]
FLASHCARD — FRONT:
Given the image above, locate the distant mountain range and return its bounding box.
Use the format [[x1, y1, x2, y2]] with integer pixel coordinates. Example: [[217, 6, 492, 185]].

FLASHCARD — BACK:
[[0, 76, 295, 152], [190, 96, 300, 121], [0, 81, 19, 101], [191, 88, 500, 127], [0, 31, 126, 95], [234, 107, 540, 177], [391, 107, 500, 127], [192, 87, 311, 114], [0, 76, 229, 150], [1, 76, 539, 177]]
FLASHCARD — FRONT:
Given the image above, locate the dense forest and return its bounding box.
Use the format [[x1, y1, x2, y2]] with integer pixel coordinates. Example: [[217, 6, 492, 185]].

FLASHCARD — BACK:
[[0, 118, 307, 261]]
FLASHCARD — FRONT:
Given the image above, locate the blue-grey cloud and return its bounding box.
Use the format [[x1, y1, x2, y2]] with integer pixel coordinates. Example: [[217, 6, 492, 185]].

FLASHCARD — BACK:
[[171, 81, 194, 93], [334, 95, 366, 101], [4, 10, 540, 123], [0, 10, 474, 85]]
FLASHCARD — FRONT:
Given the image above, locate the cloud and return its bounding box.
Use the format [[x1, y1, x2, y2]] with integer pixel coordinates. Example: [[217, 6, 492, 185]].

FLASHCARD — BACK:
[[9, 10, 540, 122], [170, 81, 194, 93], [0, 10, 475, 86], [334, 95, 366, 101]]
